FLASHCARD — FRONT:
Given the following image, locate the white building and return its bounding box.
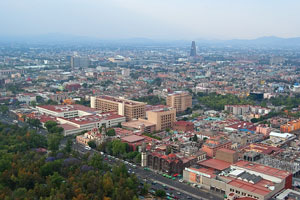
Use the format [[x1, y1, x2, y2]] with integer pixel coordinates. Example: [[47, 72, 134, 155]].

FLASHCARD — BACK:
[[58, 113, 126, 136], [36, 104, 101, 119]]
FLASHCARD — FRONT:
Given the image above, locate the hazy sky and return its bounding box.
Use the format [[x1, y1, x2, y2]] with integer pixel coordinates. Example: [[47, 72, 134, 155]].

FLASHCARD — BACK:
[[0, 0, 299, 40]]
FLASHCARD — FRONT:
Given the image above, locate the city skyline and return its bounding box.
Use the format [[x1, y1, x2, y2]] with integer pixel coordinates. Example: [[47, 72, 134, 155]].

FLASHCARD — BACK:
[[0, 0, 300, 40]]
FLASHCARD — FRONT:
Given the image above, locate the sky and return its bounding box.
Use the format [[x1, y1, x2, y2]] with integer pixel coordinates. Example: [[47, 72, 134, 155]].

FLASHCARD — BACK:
[[0, 0, 300, 40]]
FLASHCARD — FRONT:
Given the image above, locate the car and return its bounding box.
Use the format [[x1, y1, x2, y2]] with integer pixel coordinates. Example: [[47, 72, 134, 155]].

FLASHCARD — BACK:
[[104, 157, 108, 160], [179, 179, 183, 183], [84, 146, 91, 150], [187, 197, 192, 199], [177, 192, 181, 195], [100, 152, 104, 155]]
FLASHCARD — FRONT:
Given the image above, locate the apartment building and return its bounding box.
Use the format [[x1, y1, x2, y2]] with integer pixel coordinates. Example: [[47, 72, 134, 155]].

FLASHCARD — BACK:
[[90, 95, 146, 121], [166, 91, 192, 113], [280, 119, 300, 133]]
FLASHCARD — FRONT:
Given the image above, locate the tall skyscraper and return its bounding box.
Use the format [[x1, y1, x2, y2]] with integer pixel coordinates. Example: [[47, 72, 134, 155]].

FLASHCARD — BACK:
[[190, 41, 197, 57]]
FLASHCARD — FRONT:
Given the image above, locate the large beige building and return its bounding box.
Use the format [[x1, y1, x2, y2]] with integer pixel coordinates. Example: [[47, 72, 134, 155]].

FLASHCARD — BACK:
[[142, 105, 176, 131], [166, 91, 192, 113], [90, 95, 146, 121]]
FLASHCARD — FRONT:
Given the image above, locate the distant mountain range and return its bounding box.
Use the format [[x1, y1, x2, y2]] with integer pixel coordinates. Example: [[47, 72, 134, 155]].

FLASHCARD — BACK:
[[0, 33, 299, 47], [195, 36, 300, 47]]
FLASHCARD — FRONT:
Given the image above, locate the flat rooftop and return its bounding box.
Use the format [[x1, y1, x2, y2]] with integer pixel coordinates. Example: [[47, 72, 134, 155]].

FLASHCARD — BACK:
[[37, 104, 99, 113], [228, 178, 274, 196], [188, 167, 217, 178], [233, 160, 291, 180], [121, 135, 145, 143], [122, 120, 155, 129], [60, 113, 124, 125], [96, 95, 145, 106], [198, 158, 231, 171]]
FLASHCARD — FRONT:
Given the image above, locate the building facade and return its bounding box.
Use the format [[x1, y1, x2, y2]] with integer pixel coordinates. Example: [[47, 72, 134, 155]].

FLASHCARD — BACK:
[[145, 107, 176, 131], [91, 95, 146, 121], [166, 91, 192, 113]]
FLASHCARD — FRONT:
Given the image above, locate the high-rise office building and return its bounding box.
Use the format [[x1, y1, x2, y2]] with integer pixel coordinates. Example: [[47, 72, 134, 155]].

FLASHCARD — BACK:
[[166, 91, 192, 113], [70, 56, 90, 70], [190, 41, 197, 57]]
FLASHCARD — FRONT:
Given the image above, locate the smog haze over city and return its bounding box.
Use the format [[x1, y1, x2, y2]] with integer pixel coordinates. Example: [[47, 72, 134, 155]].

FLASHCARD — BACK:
[[0, 1, 300, 200]]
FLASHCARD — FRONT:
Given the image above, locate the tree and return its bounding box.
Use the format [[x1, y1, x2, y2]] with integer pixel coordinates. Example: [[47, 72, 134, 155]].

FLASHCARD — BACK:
[[89, 154, 103, 170], [117, 122, 122, 128], [45, 121, 58, 132], [155, 189, 166, 197], [147, 88, 153, 94], [36, 96, 44, 103], [166, 146, 172, 155], [88, 140, 96, 149], [30, 101, 37, 107], [0, 105, 9, 114], [64, 139, 72, 153], [28, 118, 41, 129], [49, 172, 64, 188], [48, 134, 62, 152], [106, 129, 116, 136], [192, 134, 198, 142], [45, 121, 63, 134]]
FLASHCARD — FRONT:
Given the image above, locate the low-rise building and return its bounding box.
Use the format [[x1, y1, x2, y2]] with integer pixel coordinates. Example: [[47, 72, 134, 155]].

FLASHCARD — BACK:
[[173, 121, 194, 132], [183, 160, 292, 200], [121, 120, 156, 133], [76, 127, 107, 146], [36, 104, 101, 119], [57, 113, 125, 136], [201, 136, 232, 158]]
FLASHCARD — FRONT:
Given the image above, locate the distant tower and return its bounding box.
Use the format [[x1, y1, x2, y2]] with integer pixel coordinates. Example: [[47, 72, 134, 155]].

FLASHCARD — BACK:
[[190, 41, 197, 57], [141, 142, 147, 167]]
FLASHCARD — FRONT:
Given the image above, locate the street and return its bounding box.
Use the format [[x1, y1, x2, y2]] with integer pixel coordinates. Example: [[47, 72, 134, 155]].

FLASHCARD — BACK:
[[73, 143, 223, 200]]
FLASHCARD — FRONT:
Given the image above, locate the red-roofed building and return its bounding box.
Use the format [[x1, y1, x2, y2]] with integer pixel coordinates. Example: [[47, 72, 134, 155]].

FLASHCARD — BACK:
[[173, 121, 194, 132], [198, 158, 231, 171], [36, 104, 101, 119], [121, 135, 145, 151], [56, 113, 126, 136], [241, 143, 281, 155], [231, 160, 292, 189], [147, 151, 197, 175], [201, 136, 232, 158]]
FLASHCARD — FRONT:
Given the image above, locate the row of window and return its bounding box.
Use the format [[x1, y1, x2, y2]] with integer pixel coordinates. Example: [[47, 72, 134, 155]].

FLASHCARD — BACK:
[[229, 188, 259, 199]]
